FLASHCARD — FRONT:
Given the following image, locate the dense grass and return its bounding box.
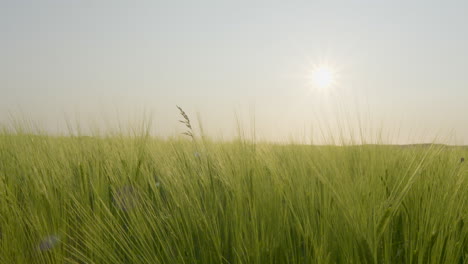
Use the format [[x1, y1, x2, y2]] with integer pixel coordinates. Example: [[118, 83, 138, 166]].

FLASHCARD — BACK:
[[0, 131, 467, 263]]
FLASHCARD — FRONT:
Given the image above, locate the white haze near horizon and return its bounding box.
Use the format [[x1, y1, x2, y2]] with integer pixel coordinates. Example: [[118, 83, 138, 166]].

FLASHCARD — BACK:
[[1, 1, 468, 144]]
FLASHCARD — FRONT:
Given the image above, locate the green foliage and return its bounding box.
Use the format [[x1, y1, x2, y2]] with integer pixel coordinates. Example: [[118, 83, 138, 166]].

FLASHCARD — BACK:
[[0, 132, 467, 263]]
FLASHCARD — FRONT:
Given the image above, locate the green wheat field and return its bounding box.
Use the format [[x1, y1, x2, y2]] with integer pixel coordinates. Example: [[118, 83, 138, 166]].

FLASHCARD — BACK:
[[0, 118, 467, 263]]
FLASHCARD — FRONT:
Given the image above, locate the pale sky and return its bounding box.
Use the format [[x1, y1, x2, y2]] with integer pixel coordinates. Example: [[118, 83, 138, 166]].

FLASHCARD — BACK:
[[1, 1, 468, 144]]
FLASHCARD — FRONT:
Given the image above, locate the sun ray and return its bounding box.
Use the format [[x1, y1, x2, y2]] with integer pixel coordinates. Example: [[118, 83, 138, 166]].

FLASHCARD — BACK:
[[310, 65, 336, 89]]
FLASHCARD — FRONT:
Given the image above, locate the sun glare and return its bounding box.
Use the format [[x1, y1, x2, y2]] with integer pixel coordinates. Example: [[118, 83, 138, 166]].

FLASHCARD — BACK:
[[310, 65, 335, 89]]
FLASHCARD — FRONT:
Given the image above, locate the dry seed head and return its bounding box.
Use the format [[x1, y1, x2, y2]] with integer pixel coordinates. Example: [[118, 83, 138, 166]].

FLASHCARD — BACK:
[[176, 105, 194, 139]]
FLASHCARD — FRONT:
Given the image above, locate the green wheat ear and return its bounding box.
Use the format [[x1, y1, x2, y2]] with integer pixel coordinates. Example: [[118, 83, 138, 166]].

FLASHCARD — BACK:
[[176, 105, 194, 139]]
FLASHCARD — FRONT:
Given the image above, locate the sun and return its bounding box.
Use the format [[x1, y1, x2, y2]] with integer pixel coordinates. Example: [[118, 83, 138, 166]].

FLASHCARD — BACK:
[[310, 65, 335, 89]]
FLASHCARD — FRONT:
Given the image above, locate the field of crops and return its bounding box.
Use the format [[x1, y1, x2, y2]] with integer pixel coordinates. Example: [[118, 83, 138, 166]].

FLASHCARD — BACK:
[[0, 131, 467, 263]]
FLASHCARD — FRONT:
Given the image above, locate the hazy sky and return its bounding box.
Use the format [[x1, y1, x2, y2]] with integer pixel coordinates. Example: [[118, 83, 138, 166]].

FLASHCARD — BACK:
[[1, 1, 468, 143]]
